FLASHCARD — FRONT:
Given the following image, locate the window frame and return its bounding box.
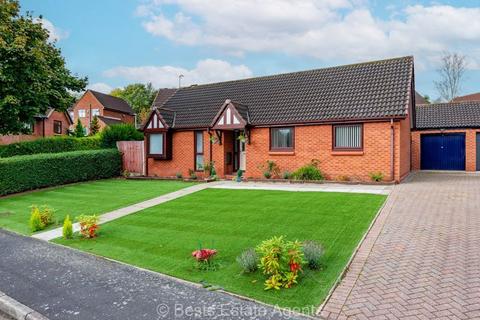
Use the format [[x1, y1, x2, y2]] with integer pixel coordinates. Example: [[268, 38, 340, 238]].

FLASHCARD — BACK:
[[53, 120, 62, 134], [91, 109, 100, 117], [78, 109, 86, 118], [146, 132, 167, 159], [332, 123, 364, 151], [194, 131, 205, 172], [269, 127, 295, 151]]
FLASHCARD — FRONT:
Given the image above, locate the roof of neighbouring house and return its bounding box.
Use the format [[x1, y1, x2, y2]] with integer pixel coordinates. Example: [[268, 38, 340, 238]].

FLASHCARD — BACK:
[[97, 116, 123, 126], [35, 108, 73, 124], [89, 90, 135, 115], [415, 91, 427, 104], [415, 101, 480, 129], [451, 92, 480, 103], [150, 56, 414, 129]]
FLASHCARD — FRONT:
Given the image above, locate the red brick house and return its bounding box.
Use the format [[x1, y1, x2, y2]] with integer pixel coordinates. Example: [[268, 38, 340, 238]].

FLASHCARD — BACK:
[[0, 108, 72, 145], [143, 56, 415, 183], [412, 101, 480, 171], [71, 90, 135, 134]]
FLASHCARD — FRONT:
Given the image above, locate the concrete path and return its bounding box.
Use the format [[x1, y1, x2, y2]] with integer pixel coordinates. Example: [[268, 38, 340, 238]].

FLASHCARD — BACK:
[[32, 182, 218, 241], [212, 181, 392, 195], [320, 172, 480, 319], [0, 230, 309, 320]]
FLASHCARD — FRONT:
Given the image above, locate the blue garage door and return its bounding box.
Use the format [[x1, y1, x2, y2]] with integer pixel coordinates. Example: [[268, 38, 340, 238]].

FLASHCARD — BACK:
[[421, 133, 465, 170]]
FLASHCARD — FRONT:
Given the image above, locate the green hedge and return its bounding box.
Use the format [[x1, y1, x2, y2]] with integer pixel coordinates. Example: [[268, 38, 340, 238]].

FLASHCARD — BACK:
[[0, 149, 122, 196], [0, 136, 102, 158]]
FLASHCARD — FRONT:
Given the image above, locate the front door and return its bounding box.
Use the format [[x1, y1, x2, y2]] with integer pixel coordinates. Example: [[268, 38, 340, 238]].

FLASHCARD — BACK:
[[239, 140, 246, 171]]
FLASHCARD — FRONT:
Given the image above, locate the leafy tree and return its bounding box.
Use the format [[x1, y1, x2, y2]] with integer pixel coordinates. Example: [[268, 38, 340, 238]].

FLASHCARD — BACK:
[[99, 124, 143, 148], [110, 83, 156, 124], [434, 52, 467, 102], [0, 0, 87, 135], [74, 119, 85, 138], [89, 116, 100, 135]]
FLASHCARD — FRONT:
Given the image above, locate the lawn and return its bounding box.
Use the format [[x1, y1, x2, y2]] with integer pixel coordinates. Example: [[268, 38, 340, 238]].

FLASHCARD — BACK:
[[0, 179, 195, 235], [55, 189, 386, 312]]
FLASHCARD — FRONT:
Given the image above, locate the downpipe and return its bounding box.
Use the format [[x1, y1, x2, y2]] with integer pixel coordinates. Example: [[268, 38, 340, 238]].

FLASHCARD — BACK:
[[390, 118, 395, 182]]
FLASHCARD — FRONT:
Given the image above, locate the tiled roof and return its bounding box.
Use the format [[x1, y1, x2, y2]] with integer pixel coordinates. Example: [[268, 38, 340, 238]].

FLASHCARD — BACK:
[[89, 90, 135, 115], [97, 116, 123, 126], [452, 93, 480, 103], [154, 56, 414, 129], [153, 89, 177, 108], [415, 102, 480, 129]]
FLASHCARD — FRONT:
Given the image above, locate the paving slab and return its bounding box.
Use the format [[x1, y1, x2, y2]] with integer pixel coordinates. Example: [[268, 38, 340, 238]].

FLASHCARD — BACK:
[[320, 172, 480, 319], [0, 230, 310, 320]]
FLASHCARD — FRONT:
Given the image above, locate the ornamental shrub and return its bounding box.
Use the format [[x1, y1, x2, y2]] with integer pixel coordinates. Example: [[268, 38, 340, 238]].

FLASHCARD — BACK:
[[63, 215, 73, 239], [291, 159, 324, 181], [100, 124, 143, 148], [0, 149, 122, 196], [236, 248, 258, 273], [302, 240, 325, 270], [369, 171, 384, 182], [256, 236, 305, 290], [29, 207, 44, 232], [0, 136, 102, 158], [77, 214, 99, 238]]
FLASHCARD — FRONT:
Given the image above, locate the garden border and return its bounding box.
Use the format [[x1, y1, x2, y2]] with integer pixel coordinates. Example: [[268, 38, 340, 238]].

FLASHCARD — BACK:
[[0, 290, 48, 320]]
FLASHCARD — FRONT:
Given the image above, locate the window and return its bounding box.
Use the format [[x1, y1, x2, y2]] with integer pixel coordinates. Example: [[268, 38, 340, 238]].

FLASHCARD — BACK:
[[78, 109, 86, 118], [53, 120, 62, 134], [195, 131, 204, 171], [92, 109, 100, 116], [270, 127, 294, 151], [333, 124, 363, 150], [149, 133, 164, 155]]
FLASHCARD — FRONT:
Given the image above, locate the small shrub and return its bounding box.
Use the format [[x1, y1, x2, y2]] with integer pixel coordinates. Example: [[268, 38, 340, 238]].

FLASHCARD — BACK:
[[337, 175, 350, 182], [292, 159, 324, 181], [258, 160, 280, 179], [192, 248, 218, 271], [302, 240, 325, 270], [263, 171, 272, 179], [62, 215, 73, 239], [188, 169, 197, 180], [256, 236, 305, 290], [369, 171, 384, 182], [122, 170, 131, 178], [236, 248, 258, 273], [210, 161, 217, 179], [203, 162, 211, 175], [100, 124, 143, 148], [77, 214, 99, 238], [282, 171, 291, 179], [176, 172, 183, 179], [29, 207, 44, 232]]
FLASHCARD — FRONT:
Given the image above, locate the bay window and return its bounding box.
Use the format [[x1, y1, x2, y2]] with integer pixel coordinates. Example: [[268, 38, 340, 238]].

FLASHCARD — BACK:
[[148, 133, 164, 156]]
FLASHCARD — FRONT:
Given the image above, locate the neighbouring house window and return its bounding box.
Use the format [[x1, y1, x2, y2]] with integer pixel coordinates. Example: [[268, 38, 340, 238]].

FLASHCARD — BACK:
[[270, 127, 294, 150], [78, 109, 86, 117], [149, 133, 164, 155], [53, 120, 62, 134], [69, 111, 74, 120], [333, 124, 363, 150], [195, 131, 204, 171], [92, 109, 100, 116]]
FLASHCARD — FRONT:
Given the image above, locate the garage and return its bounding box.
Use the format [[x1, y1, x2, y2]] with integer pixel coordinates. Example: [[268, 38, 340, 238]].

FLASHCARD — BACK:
[[420, 133, 465, 170]]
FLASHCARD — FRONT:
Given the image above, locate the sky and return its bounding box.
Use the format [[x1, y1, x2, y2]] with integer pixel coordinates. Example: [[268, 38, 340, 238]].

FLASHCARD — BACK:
[[21, 0, 480, 100]]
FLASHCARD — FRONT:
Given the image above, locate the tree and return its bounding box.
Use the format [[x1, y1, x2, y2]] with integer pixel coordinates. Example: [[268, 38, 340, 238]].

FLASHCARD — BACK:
[[89, 116, 100, 135], [0, 0, 87, 135], [110, 83, 156, 125], [74, 120, 85, 137], [434, 52, 467, 102]]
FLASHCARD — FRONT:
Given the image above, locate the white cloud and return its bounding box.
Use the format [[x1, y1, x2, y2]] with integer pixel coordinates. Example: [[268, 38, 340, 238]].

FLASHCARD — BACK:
[[34, 18, 69, 42], [103, 59, 253, 88], [87, 82, 113, 93], [138, 1, 480, 68]]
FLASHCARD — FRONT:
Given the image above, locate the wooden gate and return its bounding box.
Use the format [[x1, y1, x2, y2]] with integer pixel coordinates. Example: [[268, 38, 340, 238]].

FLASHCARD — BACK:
[[116, 141, 145, 175]]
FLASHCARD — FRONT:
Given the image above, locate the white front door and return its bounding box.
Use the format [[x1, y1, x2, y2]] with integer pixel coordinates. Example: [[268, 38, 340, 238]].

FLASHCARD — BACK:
[[239, 140, 246, 171]]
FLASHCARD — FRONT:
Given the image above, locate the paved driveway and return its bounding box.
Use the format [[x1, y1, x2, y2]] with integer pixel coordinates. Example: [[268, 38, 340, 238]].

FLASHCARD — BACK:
[[321, 172, 480, 319], [0, 230, 309, 320]]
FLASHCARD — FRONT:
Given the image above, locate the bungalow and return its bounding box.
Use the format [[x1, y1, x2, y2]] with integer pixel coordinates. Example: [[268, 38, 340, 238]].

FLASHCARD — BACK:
[[71, 90, 135, 134], [142, 56, 415, 183]]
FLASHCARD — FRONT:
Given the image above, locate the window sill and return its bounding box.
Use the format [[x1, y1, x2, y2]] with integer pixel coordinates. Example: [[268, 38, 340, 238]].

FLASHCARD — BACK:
[[331, 150, 364, 156], [269, 151, 295, 156]]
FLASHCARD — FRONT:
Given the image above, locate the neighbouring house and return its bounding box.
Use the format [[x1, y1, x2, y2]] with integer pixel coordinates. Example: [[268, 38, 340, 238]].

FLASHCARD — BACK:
[[71, 90, 135, 134], [142, 56, 415, 183], [452, 92, 480, 102], [412, 101, 480, 171], [415, 91, 428, 104], [0, 108, 72, 145]]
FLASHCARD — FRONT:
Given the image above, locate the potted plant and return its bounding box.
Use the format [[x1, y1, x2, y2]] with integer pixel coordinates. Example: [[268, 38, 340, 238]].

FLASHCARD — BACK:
[[237, 133, 246, 143], [236, 170, 244, 182]]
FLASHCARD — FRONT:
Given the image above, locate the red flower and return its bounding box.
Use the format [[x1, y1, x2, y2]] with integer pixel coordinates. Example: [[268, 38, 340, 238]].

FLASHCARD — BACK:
[[289, 262, 300, 272], [192, 249, 217, 261]]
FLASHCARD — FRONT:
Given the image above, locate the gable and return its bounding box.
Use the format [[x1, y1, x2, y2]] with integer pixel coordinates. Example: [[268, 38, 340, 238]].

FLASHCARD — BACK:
[[144, 109, 169, 131], [212, 100, 248, 129]]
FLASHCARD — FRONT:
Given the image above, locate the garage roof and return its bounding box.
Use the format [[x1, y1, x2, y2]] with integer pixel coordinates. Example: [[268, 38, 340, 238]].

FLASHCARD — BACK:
[[416, 101, 480, 129]]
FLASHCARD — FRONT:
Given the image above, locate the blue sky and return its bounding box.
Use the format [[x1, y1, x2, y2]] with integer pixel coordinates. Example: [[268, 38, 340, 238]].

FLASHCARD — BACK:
[[22, 0, 480, 100]]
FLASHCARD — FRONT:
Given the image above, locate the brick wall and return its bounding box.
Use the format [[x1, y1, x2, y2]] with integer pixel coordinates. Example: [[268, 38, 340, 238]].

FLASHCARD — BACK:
[[411, 129, 480, 171], [147, 121, 409, 182]]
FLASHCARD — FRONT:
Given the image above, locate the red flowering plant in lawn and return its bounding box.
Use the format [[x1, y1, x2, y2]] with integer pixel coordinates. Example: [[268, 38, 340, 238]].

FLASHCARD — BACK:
[[76, 214, 99, 238], [192, 244, 218, 271]]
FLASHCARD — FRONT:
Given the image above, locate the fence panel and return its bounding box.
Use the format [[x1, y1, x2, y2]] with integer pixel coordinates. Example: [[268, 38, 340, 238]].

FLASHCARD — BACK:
[[116, 141, 145, 175]]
